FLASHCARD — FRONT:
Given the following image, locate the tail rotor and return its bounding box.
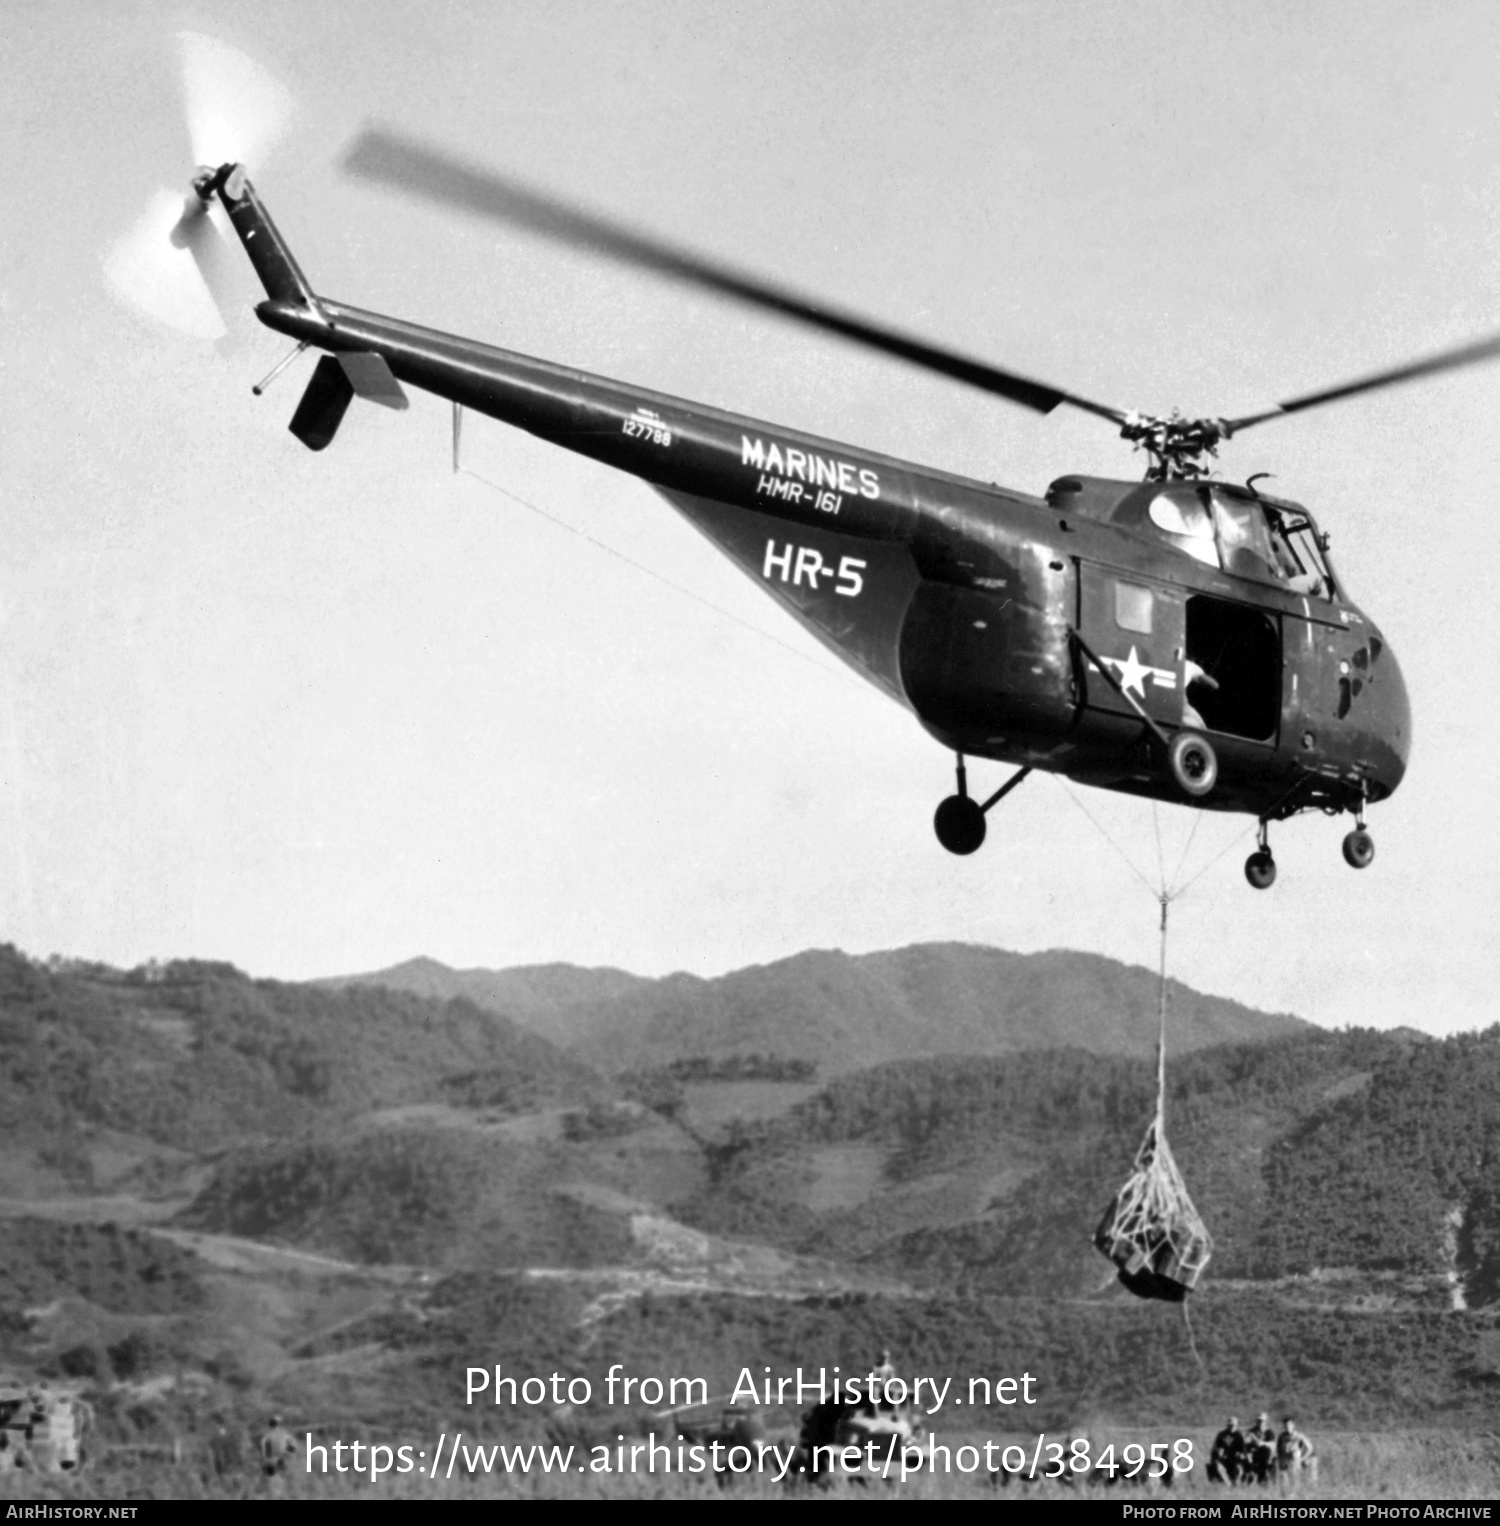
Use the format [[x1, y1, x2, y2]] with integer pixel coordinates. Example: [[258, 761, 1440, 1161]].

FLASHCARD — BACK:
[[102, 31, 293, 340]]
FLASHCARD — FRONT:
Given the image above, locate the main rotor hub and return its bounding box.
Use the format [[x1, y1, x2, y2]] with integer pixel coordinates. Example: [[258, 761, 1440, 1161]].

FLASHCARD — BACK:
[[1119, 412, 1231, 480]]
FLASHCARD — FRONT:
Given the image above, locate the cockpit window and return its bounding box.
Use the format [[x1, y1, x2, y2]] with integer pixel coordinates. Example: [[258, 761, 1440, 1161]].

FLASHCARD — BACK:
[[1267, 509, 1335, 599], [1149, 486, 1335, 597], [1208, 490, 1279, 581], [1148, 490, 1217, 567]]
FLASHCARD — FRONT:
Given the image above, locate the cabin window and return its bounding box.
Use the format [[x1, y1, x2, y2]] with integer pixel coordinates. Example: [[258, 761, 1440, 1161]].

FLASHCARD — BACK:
[[1114, 581, 1153, 634], [1147, 490, 1217, 568]]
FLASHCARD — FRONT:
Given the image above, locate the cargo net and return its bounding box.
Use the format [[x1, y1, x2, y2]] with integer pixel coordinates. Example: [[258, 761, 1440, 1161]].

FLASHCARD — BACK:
[[1094, 1114, 1213, 1302], [1092, 891, 1213, 1303]]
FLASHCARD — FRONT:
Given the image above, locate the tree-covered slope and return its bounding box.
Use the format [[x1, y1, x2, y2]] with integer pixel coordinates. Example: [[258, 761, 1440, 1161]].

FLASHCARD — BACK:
[[0, 945, 600, 1161], [672, 1027, 1500, 1305]]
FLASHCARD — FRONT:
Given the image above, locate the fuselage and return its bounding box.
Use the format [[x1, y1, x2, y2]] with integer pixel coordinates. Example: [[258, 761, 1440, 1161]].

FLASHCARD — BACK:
[[228, 173, 1409, 822]]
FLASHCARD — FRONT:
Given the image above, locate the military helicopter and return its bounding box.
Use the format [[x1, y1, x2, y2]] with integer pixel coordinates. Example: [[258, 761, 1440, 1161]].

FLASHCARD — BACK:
[[108, 46, 1500, 891]]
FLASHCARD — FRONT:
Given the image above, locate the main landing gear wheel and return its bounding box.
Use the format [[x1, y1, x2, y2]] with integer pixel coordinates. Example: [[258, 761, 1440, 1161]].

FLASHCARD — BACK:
[[933, 755, 1031, 856], [1167, 731, 1217, 799], [1342, 829, 1375, 869], [935, 795, 986, 855]]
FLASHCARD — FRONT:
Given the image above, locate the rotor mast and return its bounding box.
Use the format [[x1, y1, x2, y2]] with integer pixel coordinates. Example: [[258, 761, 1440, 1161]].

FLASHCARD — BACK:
[[1117, 412, 1232, 481]]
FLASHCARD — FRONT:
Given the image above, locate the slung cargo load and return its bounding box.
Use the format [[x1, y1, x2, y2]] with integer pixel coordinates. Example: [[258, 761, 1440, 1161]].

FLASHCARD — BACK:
[[1094, 1117, 1213, 1302]]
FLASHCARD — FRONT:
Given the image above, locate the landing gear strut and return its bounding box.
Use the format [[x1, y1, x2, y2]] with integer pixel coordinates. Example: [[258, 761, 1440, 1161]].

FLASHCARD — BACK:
[[1245, 819, 1276, 890], [934, 755, 1032, 856]]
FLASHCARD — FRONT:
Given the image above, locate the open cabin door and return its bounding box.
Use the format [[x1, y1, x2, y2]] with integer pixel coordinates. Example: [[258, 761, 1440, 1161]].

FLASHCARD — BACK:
[[1075, 562, 1186, 727], [1182, 595, 1282, 743]]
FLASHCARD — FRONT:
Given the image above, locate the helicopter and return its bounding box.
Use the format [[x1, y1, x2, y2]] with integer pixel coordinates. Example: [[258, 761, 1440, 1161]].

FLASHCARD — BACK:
[[108, 50, 1500, 892]]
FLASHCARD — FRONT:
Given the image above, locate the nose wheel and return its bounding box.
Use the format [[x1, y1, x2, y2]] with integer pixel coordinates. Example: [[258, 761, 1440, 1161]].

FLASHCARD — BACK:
[[934, 755, 1032, 856], [1341, 786, 1375, 870], [1342, 830, 1375, 868], [1245, 820, 1276, 890]]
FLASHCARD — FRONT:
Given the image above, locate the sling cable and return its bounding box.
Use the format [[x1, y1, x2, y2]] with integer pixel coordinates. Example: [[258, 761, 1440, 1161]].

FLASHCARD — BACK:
[[1058, 786, 1243, 1305]]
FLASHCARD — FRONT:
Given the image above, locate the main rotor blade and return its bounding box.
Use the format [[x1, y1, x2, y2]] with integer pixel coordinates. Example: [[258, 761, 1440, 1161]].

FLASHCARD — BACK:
[[1226, 329, 1500, 433], [342, 127, 1126, 425]]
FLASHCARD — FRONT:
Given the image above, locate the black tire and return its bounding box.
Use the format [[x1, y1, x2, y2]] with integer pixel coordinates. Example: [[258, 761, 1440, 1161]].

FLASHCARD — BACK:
[[1168, 731, 1218, 798], [1244, 851, 1277, 890], [1342, 829, 1375, 869], [934, 795, 986, 855]]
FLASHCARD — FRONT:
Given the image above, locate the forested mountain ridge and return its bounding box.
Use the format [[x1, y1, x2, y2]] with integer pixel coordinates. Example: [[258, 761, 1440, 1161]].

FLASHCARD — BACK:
[[330, 942, 1312, 1074], [8, 941, 1493, 1304], [0, 944, 598, 1166], [318, 955, 652, 1038]]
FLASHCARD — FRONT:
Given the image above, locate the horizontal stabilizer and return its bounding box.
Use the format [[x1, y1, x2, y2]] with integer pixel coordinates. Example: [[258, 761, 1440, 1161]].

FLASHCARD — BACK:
[[338, 351, 408, 409], [288, 351, 408, 451]]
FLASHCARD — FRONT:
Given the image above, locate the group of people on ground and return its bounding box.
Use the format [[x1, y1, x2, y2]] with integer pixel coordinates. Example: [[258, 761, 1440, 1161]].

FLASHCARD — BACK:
[[1208, 1412, 1316, 1486], [206, 1414, 294, 1484]]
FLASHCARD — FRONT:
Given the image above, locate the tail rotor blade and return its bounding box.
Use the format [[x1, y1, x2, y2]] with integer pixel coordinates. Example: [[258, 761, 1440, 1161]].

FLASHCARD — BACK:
[[171, 198, 241, 321], [103, 187, 227, 340], [179, 30, 293, 170]]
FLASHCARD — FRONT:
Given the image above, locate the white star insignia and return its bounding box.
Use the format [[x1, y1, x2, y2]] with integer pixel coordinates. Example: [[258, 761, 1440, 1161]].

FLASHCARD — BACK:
[[1109, 645, 1153, 698]]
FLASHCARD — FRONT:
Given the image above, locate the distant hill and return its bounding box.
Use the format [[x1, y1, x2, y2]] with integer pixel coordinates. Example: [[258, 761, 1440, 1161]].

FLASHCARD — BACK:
[[0, 945, 600, 1168], [327, 943, 1312, 1076], [319, 956, 653, 1042]]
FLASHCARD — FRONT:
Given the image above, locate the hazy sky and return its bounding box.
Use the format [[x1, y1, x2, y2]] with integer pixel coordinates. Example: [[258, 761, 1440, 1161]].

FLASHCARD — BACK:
[[3, 0, 1498, 1035]]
